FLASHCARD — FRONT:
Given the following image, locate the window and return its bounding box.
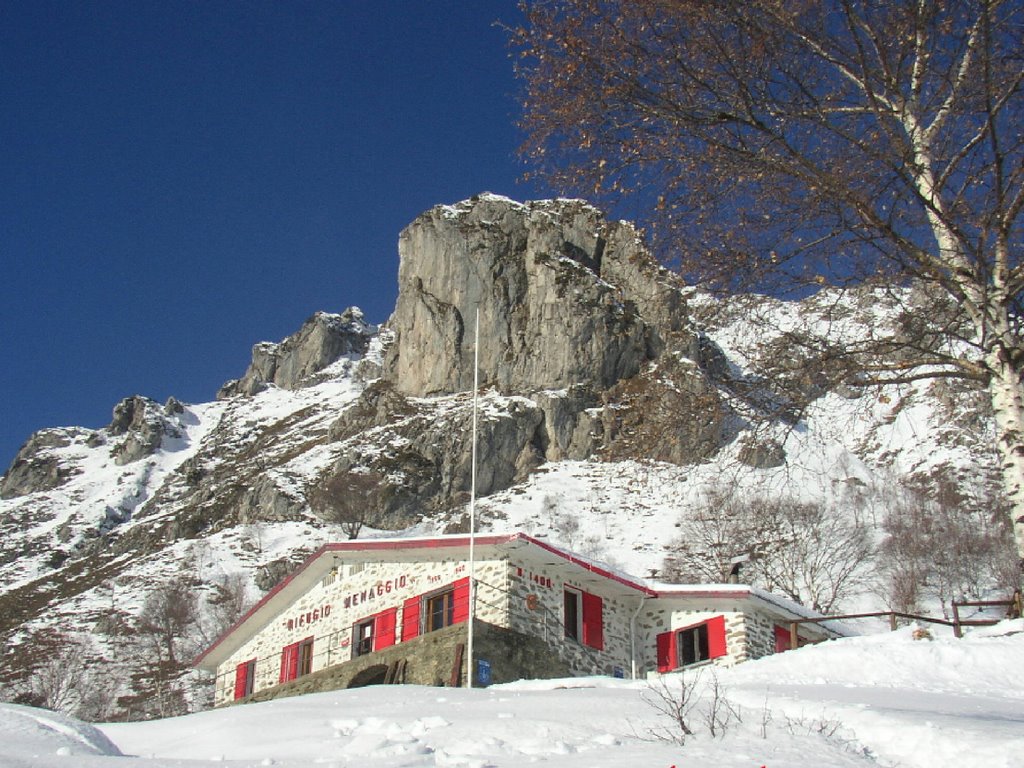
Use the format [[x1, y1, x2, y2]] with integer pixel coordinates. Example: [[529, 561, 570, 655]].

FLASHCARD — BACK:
[[563, 587, 604, 650], [233, 658, 256, 700], [564, 589, 581, 640], [352, 608, 398, 658], [678, 623, 710, 666], [401, 578, 470, 640], [298, 637, 314, 676], [354, 619, 375, 657], [656, 616, 727, 672], [427, 589, 455, 632], [279, 636, 314, 683]]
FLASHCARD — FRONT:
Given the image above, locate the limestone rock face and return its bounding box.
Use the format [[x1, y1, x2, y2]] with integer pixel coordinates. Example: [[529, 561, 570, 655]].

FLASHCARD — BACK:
[[221, 308, 374, 397], [327, 392, 547, 527], [384, 194, 677, 397]]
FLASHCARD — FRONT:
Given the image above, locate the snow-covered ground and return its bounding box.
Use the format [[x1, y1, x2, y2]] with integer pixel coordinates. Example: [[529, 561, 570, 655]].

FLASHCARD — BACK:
[[4, 620, 1020, 768]]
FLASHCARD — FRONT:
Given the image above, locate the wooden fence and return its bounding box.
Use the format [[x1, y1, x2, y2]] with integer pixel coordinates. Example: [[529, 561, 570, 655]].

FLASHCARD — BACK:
[[788, 589, 1022, 650]]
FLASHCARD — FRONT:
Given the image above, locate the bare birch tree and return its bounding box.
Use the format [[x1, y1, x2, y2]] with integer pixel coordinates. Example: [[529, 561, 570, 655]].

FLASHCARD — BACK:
[[514, 0, 1024, 559]]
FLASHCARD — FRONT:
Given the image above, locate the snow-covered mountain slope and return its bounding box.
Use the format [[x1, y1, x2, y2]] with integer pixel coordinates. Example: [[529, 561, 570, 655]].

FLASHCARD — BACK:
[[0, 196, 1013, 720], [5, 620, 1021, 768]]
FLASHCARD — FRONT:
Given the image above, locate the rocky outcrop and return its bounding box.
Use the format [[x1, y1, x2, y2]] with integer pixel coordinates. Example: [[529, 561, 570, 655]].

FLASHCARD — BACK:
[[109, 396, 180, 465], [328, 393, 547, 527], [532, 385, 602, 462], [220, 308, 375, 397], [596, 353, 729, 465], [737, 438, 787, 469], [238, 475, 307, 524], [0, 429, 86, 499], [384, 194, 679, 397], [328, 380, 417, 442]]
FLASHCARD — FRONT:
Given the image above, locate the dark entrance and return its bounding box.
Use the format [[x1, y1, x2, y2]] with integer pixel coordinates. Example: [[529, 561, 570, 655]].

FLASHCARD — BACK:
[[346, 664, 389, 689]]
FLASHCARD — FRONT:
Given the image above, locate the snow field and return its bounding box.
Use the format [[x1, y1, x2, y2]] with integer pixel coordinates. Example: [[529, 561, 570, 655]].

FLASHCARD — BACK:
[[3, 621, 1020, 767]]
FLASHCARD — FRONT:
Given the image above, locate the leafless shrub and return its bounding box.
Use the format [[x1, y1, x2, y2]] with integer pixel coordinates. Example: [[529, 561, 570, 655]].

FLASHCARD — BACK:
[[702, 672, 741, 738], [129, 575, 201, 719], [753, 499, 876, 614], [641, 674, 699, 745], [309, 470, 384, 539], [780, 713, 867, 756], [547, 495, 580, 549], [201, 572, 252, 642], [782, 713, 845, 740], [758, 695, 773, 739], [642, 669, 741, 745], [138, 576, 199, 667], [242, 522, 264, 554], [663, 488, 759, 584]]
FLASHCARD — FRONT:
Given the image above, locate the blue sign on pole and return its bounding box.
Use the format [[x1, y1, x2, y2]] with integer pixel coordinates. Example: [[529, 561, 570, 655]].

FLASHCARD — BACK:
[[477, 659, 492, 686]]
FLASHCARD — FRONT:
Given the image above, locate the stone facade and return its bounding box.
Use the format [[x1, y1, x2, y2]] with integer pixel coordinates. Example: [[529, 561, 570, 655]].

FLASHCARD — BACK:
[[503, 552, 641, 678], [231, 621, 573, 706], [744, 607, 781, 660]]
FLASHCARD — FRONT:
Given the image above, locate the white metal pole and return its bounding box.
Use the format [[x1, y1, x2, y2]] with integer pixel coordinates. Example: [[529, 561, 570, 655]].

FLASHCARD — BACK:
[[466, 306, 480, 688]]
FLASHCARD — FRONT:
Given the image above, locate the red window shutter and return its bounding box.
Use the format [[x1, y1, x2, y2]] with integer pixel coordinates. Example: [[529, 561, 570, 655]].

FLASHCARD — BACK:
[[656, 630, 677, 672], [402, 595, 421, 642], [707, 615, 727, 659], [234, 662, 249, 700], [581, 591, 604, 650], [452, 577, 471, 625], [374, 607, 398, 651], [279, 642, 298, 683]]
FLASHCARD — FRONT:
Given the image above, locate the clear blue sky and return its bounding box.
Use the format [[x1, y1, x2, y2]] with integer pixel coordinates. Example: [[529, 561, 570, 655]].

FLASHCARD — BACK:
[[1, 1, 551, 470]]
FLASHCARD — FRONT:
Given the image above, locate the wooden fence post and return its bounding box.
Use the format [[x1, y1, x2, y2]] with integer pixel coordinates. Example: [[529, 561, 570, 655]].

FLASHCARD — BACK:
[[790, 622, 798, 651], [952, 601, 962, 639]]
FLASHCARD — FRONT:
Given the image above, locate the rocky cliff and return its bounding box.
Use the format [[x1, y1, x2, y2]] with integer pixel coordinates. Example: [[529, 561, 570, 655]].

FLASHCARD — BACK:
[[385, 194, 676, 396]]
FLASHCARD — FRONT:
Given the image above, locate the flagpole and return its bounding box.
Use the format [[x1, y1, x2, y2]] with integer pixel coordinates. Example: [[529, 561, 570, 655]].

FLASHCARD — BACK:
[[466, 306, 479, 688]]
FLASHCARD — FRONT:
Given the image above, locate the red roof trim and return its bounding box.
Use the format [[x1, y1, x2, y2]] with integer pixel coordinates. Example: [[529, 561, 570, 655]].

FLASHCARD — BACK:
[[655, 588, 753, 600], [521, 535, 658, 597]]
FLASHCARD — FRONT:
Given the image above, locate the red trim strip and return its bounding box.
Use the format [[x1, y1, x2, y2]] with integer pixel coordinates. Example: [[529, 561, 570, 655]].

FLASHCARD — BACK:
[[521, 536, 658, 597]]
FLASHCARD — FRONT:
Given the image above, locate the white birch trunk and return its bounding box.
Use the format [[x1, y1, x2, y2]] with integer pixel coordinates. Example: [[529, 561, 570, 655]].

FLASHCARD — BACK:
[[905, 101, 1023, 559], [987, 348, 1024, 560]]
